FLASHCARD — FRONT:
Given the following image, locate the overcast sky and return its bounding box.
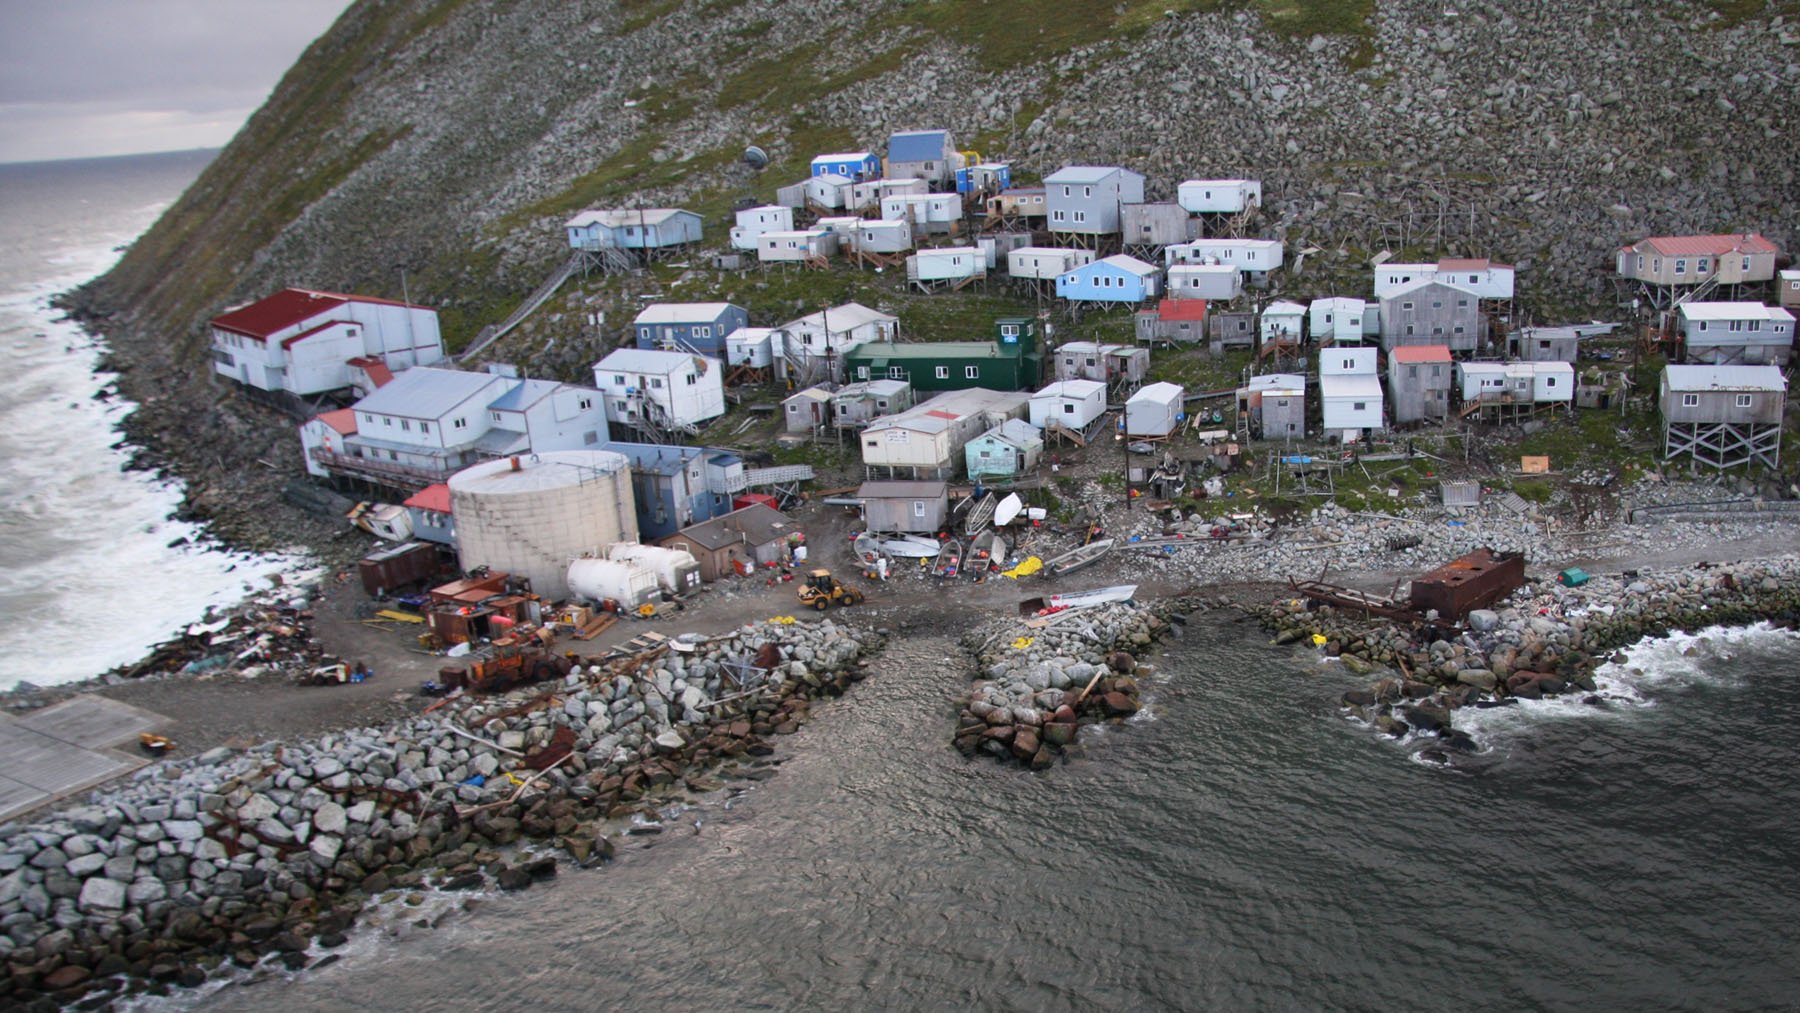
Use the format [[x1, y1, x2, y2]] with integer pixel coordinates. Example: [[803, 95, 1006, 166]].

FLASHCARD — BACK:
[[0, 0, 352, 163]]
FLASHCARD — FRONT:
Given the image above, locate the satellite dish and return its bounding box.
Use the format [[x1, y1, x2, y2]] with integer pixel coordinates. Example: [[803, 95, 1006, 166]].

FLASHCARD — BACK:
[[742, 145, 768, 170]]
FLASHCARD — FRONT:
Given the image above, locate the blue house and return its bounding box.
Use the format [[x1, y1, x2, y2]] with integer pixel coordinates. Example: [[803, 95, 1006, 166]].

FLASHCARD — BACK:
[[955, 162, 1011, 196], [810, 151, 881, 182], [633, 302, 750, 356], [887, 129, 958, 188], [564, 208, 704, 252], [603, 442, 744, 540], [1055, 254, 1164, 305]]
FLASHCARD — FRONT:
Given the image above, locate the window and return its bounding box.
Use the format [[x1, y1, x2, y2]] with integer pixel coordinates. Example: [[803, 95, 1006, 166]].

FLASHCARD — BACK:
[[1073, 211, 1087, 224], [913, 501, 927, 517], [1452, 326, 1464, 334], [1674, 259, 1687, 275], [695, 325, 711, 338], [1468, 275, 1478, 284], [400, 420, 411, 431], [1736, 394, 1753, 408], [965, 366, 979, 379], [613, 374, 626, 386], [651, 378, 665, 389], [888, 366, 905, 379], [685, 374, 696, 386], [1406, 325, 1415, 336], [1432, 301, 1443, 309], [1052, 210, 1066, 223], [1538, 340, 1551, 350], [1407, 365, 1418, 378], [1457, 299, 1469, 308], [584, 430, 599, 445], [1744, 256, 1752, 271], [1083, 186, 1092, 198], [453, 417, 467, 430], [577, 398, 592, 411], [638, 327, 650, 340], [856, 366, 870, 379], [1341, 358, 1355, 370], [1276, 398, 1289, 407], [1402, 302, 1414, 311], [1545, 377, 1557, 388], [1000, 324, 1019, 337], [1430, 365, 1441, 377], [420, 422, 430, 434], [1353, 402, 1367, 411], [1681, 393, 1699, 407], [935, 366, 949, 379], [383, 417, 392, 427], [1061, 403, 1074, 414], [1697, 258, 1710, 273], [1061, 186, 1071, 197]]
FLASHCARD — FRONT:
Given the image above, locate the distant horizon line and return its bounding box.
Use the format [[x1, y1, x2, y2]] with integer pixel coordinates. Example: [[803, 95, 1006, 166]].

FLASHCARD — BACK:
[[0, 146, 222, 170]]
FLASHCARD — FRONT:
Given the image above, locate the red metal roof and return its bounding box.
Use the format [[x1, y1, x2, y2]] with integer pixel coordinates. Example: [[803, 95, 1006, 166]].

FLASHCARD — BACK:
[[1391, 345, 1452, 363], [1638, 234, 1777, 257], [404, 483, 452, 514], [1157, 298, 1207, 321], [312, 408, 357, 435], [211, 287, 429, 340], [925, 410, 959, 420], [347, 356, 395, 387]]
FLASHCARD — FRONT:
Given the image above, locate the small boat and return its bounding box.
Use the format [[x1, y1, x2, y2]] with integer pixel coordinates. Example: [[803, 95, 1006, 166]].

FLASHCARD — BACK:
[[965, 529, 1005, 579], [852, 531, 882, 565], [963, 493, 997, 535], [994, 492, 1023, 527], [1043, 538, 1114, 577], [878, 536, 943, 558], [932, 537, 967, 579], [1046, 584, 1138, 609]]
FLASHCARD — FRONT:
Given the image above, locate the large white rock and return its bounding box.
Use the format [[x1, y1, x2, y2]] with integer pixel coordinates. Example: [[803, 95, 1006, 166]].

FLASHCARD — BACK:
[[78, 876, 126, 913], [312, 802, 348, 835]]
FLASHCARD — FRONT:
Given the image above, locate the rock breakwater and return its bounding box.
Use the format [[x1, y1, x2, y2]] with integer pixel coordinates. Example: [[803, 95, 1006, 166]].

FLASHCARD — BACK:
[[0, 619, 879, 1006], [953, 603, 1173, 768], [1253, 556, 1800, 759]]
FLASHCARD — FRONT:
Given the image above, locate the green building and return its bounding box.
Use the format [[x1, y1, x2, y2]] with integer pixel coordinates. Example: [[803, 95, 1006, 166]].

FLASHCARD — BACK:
[[844, 317, 1042, 393]]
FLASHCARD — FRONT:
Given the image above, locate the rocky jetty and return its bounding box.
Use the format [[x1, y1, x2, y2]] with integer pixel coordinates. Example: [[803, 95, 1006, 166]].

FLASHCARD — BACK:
[[953, 603, 1170, 768], [1253, 556, 1800, 757], [0, 619, 878, 1006]]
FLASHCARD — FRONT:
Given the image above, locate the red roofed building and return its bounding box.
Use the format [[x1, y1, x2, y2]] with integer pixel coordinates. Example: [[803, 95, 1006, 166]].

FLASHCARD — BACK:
[[1616, 234, 1780, 289], [402, 483, 456, 546], [1386, 344, 1454, 424], [210, 287, 445, 396], [297, 409, 358, 479]]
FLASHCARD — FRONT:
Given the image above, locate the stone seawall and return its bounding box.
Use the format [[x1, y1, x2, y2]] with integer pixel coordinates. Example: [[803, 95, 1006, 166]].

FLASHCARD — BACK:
[[0, 620, 880, 1006]]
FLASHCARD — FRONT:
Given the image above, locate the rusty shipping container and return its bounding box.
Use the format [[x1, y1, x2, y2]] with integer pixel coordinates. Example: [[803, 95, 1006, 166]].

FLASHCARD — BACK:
[[357, 541, 443, 597], [1407, 547, 1526, 619]]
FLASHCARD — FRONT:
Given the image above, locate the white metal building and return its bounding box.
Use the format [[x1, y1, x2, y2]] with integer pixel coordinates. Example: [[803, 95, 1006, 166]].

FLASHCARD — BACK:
[[591, 348, 726, 430], [1167, 264, 1242, 301], [1307, 297, 1369, 344], [729, 205, 794, 251], [1164, 239, 1285, 275], [1176, 179, 1262, 215], [1319, 347, 1383, 440], [1123, 382, 1184, 438], [1008, 246, 1095, 281], [1029, 379, 1108, 433]]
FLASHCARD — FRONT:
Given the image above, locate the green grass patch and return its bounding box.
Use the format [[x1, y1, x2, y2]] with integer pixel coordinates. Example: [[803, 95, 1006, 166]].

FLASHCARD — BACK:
[[619, 0, 685, 33]]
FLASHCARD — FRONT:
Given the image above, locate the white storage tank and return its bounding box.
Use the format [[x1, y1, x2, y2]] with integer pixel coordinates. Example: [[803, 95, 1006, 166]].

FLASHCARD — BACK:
[[565, 557, 662, 608], [449, 450, 637, 601], [607, 543, 702, 595]]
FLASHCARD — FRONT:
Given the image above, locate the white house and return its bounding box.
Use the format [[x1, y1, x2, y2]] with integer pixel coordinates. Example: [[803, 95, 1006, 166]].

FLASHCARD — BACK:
[[564, 208, 703, 252], [1455, 361, 1576, 405], [725, 327, 780, 370], [1029, 379, 1107, 433], [849, 177, 927, 213], [1008, 246, 1095, 281], [1164, 239, 1285, 276], [210, 288, 444, 396], [729, 205, 793, 251], [906, 246, 986, 288], [1167, 264, 1242, 301], [1374, 258, 1515, 301], [757, 229, 838, 265], [1123, 382, 1184, 438], [1176, 179, 1262, 215], [308, 366, 609, 485], [592, 348, 726, 431], [1677, 302, 1796, 367], [298, 408, 358, 479], [1308, 297, 1369, 345], [1318, 347, 1383, 441], [780, 302, 900, 382], [803, 173, 853, 210], [851, 218, 914, 254], [879, 193, 962, 233], [1260, 300, 1307, 345], [861, 388, 1029, 479]]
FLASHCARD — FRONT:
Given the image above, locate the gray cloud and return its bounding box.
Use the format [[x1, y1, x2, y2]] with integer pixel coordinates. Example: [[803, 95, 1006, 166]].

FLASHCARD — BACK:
[[0, 0, 351, 162]]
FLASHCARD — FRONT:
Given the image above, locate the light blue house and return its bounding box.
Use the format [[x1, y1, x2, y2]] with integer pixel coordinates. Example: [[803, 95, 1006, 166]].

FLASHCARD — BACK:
[[810, 151, 881, 182], [603, 442, 744, 540], [965, 419, 1044, 479], [633, 302, 749, 356], [565, 208, 704, 252], [1055, 254, 1164, 305]]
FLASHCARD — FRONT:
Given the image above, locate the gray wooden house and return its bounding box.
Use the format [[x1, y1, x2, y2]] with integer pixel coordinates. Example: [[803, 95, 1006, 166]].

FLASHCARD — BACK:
[[1379, 279, 1486, 353], [1210, 311, 1256, 349], [1508, 323, 1617, 363], [1237, 373, 1306, 440], [1043, 166, 1146, 241], [832, 378, 913, 425], [1660, 364, 1786, 471], [1385, 344, 1453, 424], [1121, 202, 1199, 251], [857, 479, 949, 534]]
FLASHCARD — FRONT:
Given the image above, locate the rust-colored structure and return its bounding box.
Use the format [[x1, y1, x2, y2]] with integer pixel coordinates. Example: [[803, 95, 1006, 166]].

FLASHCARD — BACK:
[[1408, 548, 1526, 619]]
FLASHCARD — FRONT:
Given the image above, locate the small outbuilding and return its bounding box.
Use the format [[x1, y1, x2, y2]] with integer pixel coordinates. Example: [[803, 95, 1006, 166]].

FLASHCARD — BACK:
[[1176, 179, 1262, 215], [1386, 345, 1453, 424], [1029, 378, 1108, 435], [1123, 382, 1184, 439], [782, 385, 836, 433], [661, 504, 802, 581], [1237, 373, 1306, 440], [857, 479, 949, 534], [1167, 264, 1242, 302], [1308, 297, 1369, 345], [965, 419, 1044, 480]]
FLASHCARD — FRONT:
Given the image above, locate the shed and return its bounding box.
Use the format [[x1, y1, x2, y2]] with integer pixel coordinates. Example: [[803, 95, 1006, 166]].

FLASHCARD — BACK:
[[782, 385, 835, 433], [1176, 179, 1262, 215], [1029, 379, 1108, 433], [831, 379, 914, 425], [976, 232, 1031, 269], [1508, 323, 1614, 363], [1238, 373, 1306, 440], [660, 504, 801, 581], [1780, 269, 1800, 310], [857, 480, 949, 534], [1209, 311, 1256, 348], [1167, 264, 1242, 301], [403, 482, 456, 546], [956, 162, 1011, 195], [1124, 382, 1184, 438], [965, 419, 1044, 479], [1307, 297, 1368, 345]]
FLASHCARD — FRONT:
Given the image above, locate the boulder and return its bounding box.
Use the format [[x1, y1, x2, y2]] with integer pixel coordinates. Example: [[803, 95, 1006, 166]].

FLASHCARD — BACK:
[[1455, 669, 1497, 690], [1467, 609, 1500, 632], [77, 876, 126, 913], [1101, 692, 1140, 717], [1402, 703, 1451, 733]]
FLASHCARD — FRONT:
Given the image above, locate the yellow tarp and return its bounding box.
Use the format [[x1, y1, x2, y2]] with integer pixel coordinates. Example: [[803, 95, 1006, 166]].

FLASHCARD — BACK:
[[1002, 556, 1043, 579], [1011, 636, 1035, 651], [375, 610, 424, 624], [767, 616, 797, 625]]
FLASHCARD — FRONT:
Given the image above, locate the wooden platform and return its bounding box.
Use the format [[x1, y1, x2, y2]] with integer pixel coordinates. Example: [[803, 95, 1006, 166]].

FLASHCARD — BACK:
[[0, 696, 168, 824]]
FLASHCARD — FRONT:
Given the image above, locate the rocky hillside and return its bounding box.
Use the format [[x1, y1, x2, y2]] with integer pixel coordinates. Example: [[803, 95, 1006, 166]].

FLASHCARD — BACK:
[[63, 0, 1800, 549]]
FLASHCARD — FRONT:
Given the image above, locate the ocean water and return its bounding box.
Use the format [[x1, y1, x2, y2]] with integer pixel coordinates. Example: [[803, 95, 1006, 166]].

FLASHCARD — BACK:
[[191, 615, 1800, 1011], [0, 151, 298, 690]]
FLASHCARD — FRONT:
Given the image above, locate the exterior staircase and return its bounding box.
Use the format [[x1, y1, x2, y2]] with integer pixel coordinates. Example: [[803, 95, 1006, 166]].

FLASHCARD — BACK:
[[457, 252, 583, 363]]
